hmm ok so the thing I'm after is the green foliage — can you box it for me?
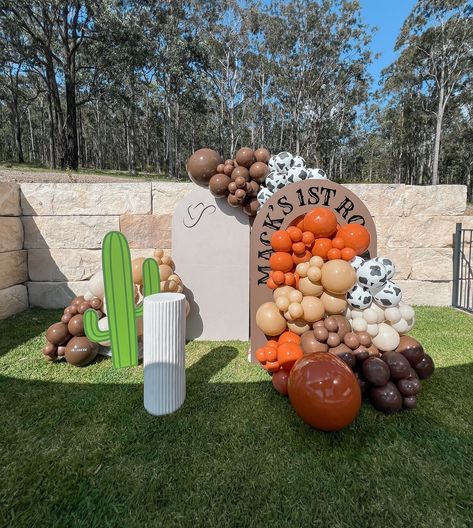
[83,232,160,369]
[1,306,473,526]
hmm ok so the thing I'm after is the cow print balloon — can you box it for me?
[265,170,287,193]
[307,168,327,180]
[373,257,396,280]
[357,259,388,291]
[257,186,273,206]
[346,283,373,310]
[287,166,309,184]
[373,280,402,307]
[272,151,293,174]
[268,155,278,172]
[350,256,365,272]
[292,155,306,168]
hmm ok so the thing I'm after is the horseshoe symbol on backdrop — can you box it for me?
[183,202,216,228]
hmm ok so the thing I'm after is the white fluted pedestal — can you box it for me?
[143,293,186,416]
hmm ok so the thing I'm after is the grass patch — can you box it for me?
[0,307,472,527]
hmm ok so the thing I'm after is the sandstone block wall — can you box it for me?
[0,183,28,319]
[0,181,467,316]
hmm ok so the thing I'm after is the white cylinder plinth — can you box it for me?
[143,293,186,416]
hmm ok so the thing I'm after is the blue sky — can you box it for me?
[360,0,417,88]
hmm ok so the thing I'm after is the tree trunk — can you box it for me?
[432,81,445,186]
[28,108,36,162]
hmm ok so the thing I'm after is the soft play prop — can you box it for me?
[288,352,362,431]
[83,231,160,368]
[143,292,186,416]
[172,186,250,340]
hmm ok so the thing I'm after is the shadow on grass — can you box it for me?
[1,341,472,526]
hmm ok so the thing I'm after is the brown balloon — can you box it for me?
[336,351,356,370]
[414,354,435,379]
[42,342,57,359]
[301,330,328,354]
[254,147,271,164]
[78,301,92,314]
[357,331,372,346]
[235,147,256,168]
[313,326,329,342]
[397,377,421,397]
[209,173,231,198]
[227,194,241,207]
[344,332,360,350]
[223,164,234,176]
[243,198,260,217]
[235,189,246,200]
[228,181,237,193]
[231,166,250,182]
[61,313,72,324]
[90,297,102,310]
[64,305,78,316]
[324,316,339,333]
[362,357,390,387]
[382,351,411,380]
[71,295,85,306]
[332,315,351,340]
[327,332,341,348]
[68,314,85,337]
[247,180,260,197]
[46,322,70,346]
[403,395,417,409]
[216,163,225,173]
[395,335,424,366]
[64,336,98,367]
[249,162,269,183]
[272,369,289,396]
[370,381,402,414]
[235,176,247,189]
[186,148,223,187]
[225,159,234,166]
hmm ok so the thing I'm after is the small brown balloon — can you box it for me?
[362,357,390,387]
[327,332,341,348]
[235,147,255,168]
[254,147,271,163]
[71,296,85,307]
[45,322,70,346]
[231,166,250,182]
[78,302,91,314]
[382,351,411,380]
[414,354,435,379]
[242,197,260,216]
[324,316,339,333]
[332,315,351,340]
[235,176,247,189]
[132,257,145,284]
[61,313,72,324]
[249,162,268,183]
[247,180,260,197]
[370,381,402,414]
[225,159,234,166]
[395,335,424,366]
[336,352,356,370]
[209,173,231,198]
[356,350,370,363]
[228,181,237,194]
[357,331,372,346]
[64,305,78,316]
[159,264,173,281]
[397,377,421,397]
[42,342,57,359]
[186,148,223,187]
[301,330,329,354]
[223,164,234,176]
[235,188,246,201]
[68,314,85,337]
[313,320,326,328]
[216,163,225,173]
[90,298,102,310]
[227,193,241,207]
[403,395,417,409]
[313,326,329,342]
[344,332,360,350]
[57,346,66,357]
[64,336,98,367]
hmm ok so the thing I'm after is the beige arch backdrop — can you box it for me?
[249,180,378,362]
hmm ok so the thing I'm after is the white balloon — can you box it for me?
[352,318,368,332]
[392,318,410,334]
[372,323,400,352]
[351,309,364,319]
[371,303,385,323]
[366,323,379,337]
[345,307,352,319]
[102,297,107,314]
[363,308,378,324]
[89,270,105,299]
[98,316,110,346]
[399,303,415,321]
[384,307,402,324]
[404,316,416,332]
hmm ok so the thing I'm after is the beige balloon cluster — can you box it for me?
[256,257,357,336]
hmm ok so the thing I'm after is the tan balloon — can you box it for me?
[132,258,145,284]
[296,262,309,278]
[287,319,311,335]
[288,290,303,303]
[256,302,287,336]
[321,291,348,314]
[309,256,324,268]
[298,277,323,297]
[154,248,164,259]
[273,286,294,301]
[301,296,325,323]
[161,255,174,269]
[321,260,357,294]
[275,296,290,312]
[307,266,322,282]
[159,264,173,281]
[288,302,304,319]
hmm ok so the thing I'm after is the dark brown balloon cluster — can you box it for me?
[186,146,271,216]
[301,317,435,414]
[42,295,103,367]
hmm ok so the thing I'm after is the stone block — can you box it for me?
[0,217,23,252]
[0,250,27,290]
[27,281,90,308]
[377,247,412,280]
[0,284,28,319]
[120,214,172,249]
[404,185,466,216]
[152,182,194,214]
[344,184,405,217]
[23,216,119,249]
[410,248,452,281]
[396,280,451,306]
[28,249,102,282]
[0,183,21,216]
[20,183,151,216]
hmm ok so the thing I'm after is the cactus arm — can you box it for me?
[102,231,139,368]
[142,258,161,297]
[83,308,110,342]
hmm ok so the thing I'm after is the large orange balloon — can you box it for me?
[288,352,361,431]
[303,208,337,238]
[269,252,294,273]
[337,223,370,255]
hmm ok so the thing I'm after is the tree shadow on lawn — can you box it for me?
[1,345,472,527]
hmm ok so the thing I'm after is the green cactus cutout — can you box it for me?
[83,231,160,368]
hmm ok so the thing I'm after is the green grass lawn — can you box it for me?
[1,307,472,527]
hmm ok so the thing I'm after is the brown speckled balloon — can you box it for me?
[235,147,255,168]
[186,148,223,187]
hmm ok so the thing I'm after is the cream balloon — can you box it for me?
[101,297,107,314]
[301,296,325,323]
[288,290,303,303]
[352,317,368,332]
[371,322,400,352]
[384,307,402,324]
[88,270,105,299]
[307,266,322,283]
[132,258,145,284]
[363,308,378,324]
[275,296,290,312]
[298,277,323,297]
[391,318,409,334]
[98,316,110,346]
[309,256,324,268]
[366,323,379,337]
[399,303,415,321]
[320,291,347,315]
[287,318,311,335]
[256,302,287,336]
[371,303,385,323]
[273,286,295,300]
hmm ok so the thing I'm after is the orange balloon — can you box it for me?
[303,208,337,238]
[267,339,278,349]
[266,277,277,289]
[327,247,342,260]
[269,252,294,272]
[341,247,356,261]
[277,342,303,371]
[288,353,362,431]
[332,237,345,249]
[312,238,333,259]
[287,226,303,242]
[272,270,285,285]
[292,250,311,264]
[295,218,304,230]
[302,231,315,246]
[292,241,306,254]
[256,348,266,363]
[278,331,301,345]
[265,360,280,373]
[265,346,277,362]
[284,272,296,286]
[337,224,370,255]
[271,230,292,252]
